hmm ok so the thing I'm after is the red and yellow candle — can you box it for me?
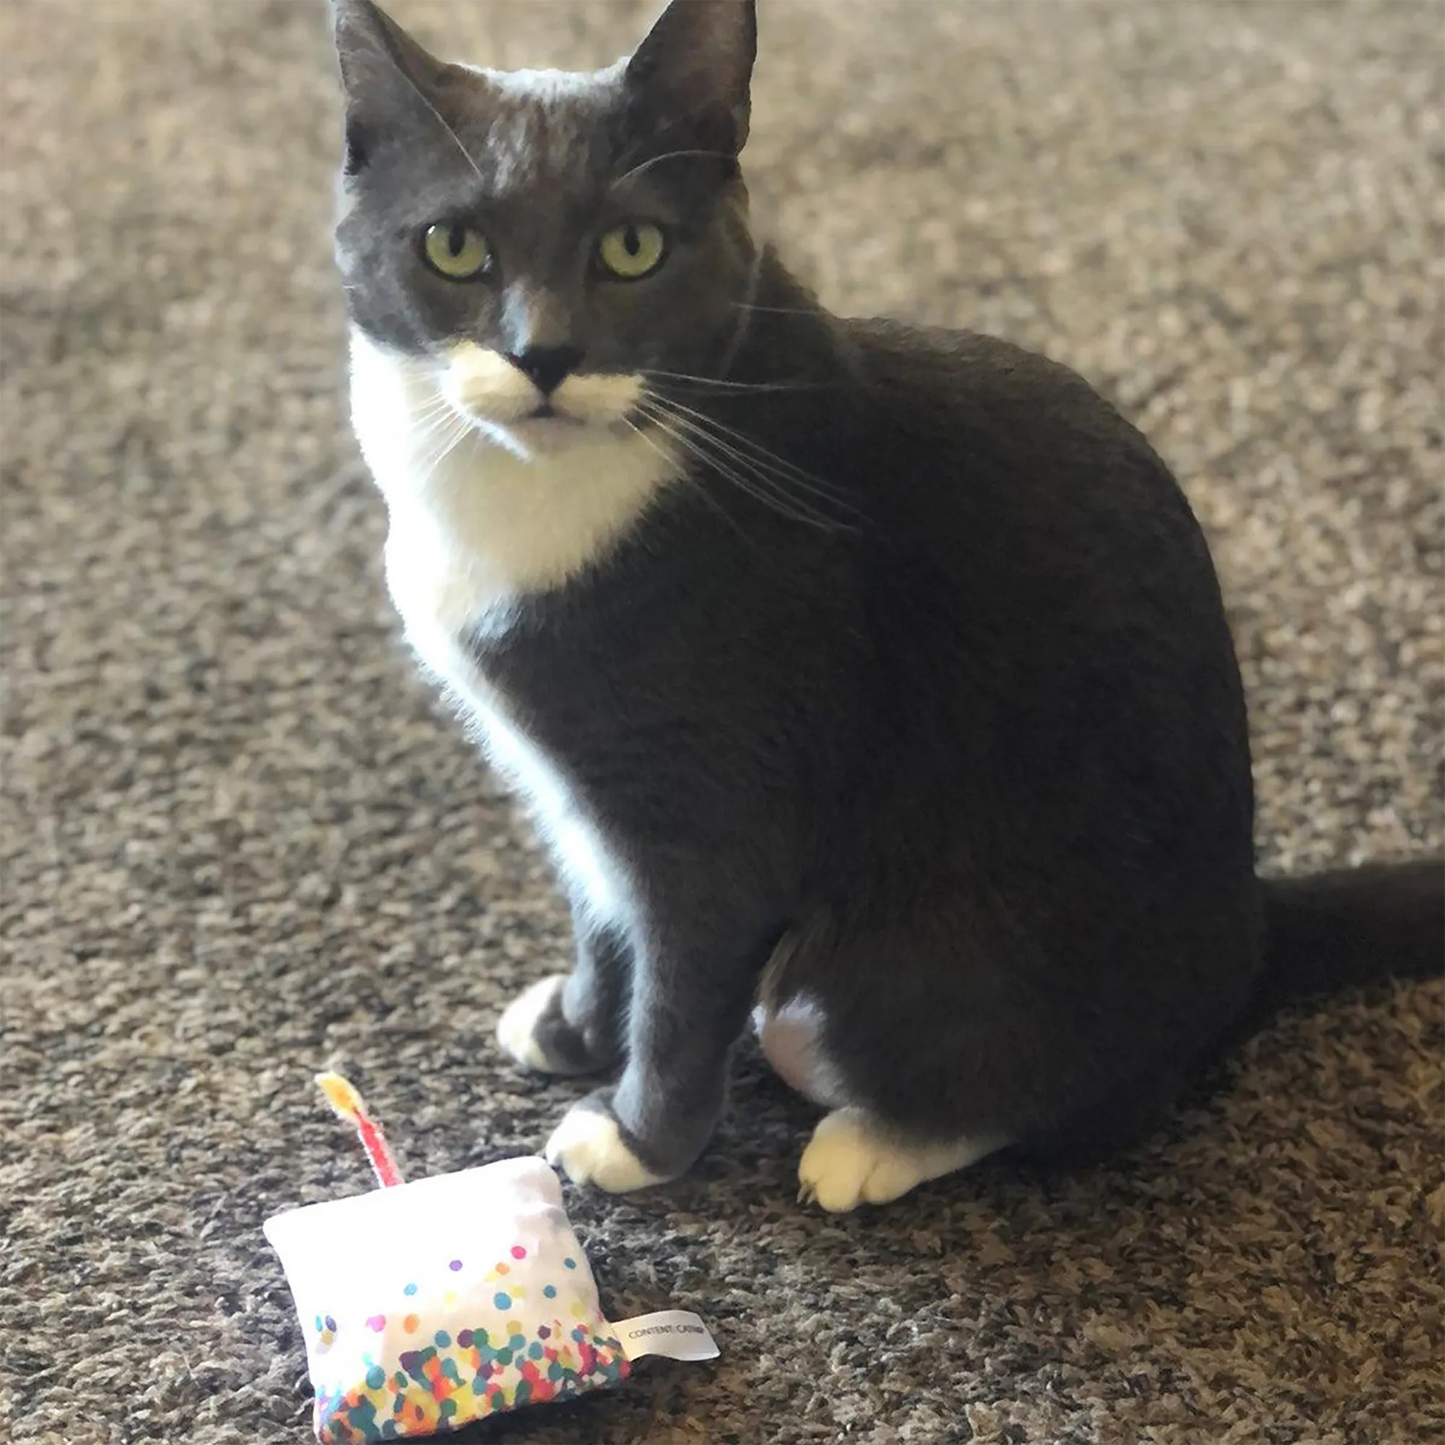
[316,1072,406,1189]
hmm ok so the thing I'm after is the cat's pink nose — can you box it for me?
[506,346,585,395]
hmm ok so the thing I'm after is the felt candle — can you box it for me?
[315,1071,406,1189]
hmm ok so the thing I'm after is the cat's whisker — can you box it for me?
[622,415,761,554]
[420,433,475,486]
[413,414,476,480]
[635,403,815,531]
[406,387,482,436]
[409,403,463,438]
[632,401,767,511]
[637,400,853,533]
[637,400,825,522]
[408,393,459,424]
[664,406,856,508]
[409,386,461,418]
[608,147,739,191]
[407,407,473,456]
[388,62,486,184]
[662,432,842,532]
[641,368,828,394]
[729,301,832,318]
[646,395,862,520]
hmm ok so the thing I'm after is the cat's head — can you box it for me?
[331,0,759,459]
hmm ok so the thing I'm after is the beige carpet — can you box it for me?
[2,2,1441,1442]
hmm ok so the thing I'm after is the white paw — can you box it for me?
[544,1105,667,1193]
[798,1108,1003,1213]
[497,975,567,1072]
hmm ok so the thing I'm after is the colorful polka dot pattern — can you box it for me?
[309,1248,629,1443]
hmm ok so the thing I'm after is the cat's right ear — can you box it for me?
[625,0,758,157]
[329,0,449,178]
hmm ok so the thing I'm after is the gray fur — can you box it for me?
[329,0,1443,1188]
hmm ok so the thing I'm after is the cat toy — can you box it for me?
[263,1073,717,1443]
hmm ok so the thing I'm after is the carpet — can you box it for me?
[2,2,1441,1442]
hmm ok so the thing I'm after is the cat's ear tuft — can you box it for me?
[625,0,758,156]
[329,0,449,177]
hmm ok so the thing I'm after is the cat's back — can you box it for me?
[843,316,1164,494]
[818,313,1250,840]
[832,315,1221,623]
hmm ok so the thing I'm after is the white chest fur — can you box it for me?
[348,328,676,929]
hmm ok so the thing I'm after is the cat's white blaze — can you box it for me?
[349,326,674,931]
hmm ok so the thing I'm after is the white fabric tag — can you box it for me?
[610,1310,719,1363]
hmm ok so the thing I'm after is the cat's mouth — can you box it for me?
[446,400,600,460]
[521,402,585,426]
[459,401,623,461]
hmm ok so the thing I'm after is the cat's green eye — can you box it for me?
[421,223,493,281]
[596,221,667,280]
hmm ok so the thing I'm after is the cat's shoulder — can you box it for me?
[844,316,1104,409]
[835,315,1162,483]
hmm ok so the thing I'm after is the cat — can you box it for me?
[329,0,1441,1212]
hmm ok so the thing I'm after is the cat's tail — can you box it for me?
[1258,859,1442,1009]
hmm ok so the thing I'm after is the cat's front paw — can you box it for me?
[544,1096,670,1193]
[497,975,611,1076]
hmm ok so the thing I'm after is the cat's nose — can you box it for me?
[506,345,585,396]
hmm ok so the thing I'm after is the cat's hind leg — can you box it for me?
[762,997,1008,1210]
[797,1107,1008,1213]
[768,908,1018,1211]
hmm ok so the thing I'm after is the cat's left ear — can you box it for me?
[330,0,451,177]
[625,0,758,156]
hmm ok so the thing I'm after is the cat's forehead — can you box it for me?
[449,61,625,195]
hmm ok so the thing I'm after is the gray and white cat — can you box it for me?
[330,0,1440,1212]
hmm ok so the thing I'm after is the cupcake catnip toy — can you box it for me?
[264,1074,718,1443]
